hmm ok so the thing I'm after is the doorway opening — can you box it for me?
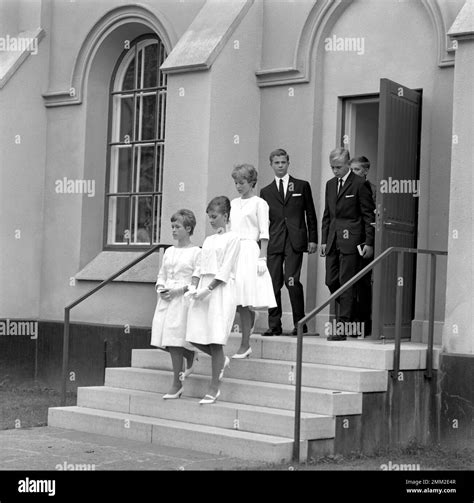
[341,96,379,190]
[336,81,422,340]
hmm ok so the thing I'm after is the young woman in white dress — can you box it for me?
[150,209,201,399]
[230,164,277,358]
[186,196,241,404]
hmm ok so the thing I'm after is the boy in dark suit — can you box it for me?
[320,148,375,340]
[260,149,318,336]
[350,156,376,336]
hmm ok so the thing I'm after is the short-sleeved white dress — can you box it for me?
[230,196,277,309]
[150,245,201,348]
[186,230,241,346]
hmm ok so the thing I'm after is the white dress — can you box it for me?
[230,196,277,309]
[150,245,201,348]
[186,231,240,346]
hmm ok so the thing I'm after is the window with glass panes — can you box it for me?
[105,36,167,247]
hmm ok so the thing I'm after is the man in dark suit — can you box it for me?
[320,148,375,340]
[260,148,318,336]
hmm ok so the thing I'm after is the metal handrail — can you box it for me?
[60,243,170,405]
[292,246,447,461]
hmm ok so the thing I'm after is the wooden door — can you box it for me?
[372,79,422,339]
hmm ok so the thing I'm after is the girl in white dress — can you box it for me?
[151,209,201,399]
[230,164,277,358]
[186,196,241,404]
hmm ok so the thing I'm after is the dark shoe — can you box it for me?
[291,325,308,336]
[263,328,282,336]
[327,335,347,341]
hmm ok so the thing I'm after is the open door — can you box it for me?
[372,78,422,339]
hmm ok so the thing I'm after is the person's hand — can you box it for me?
[308,242,318,254]
[257,258,268,275]
[194,288,211,300]
[184,285,197,298]
[160,288,182,301]
[320,244,327,257]
[159,288,170,300]
[362,245,373,259]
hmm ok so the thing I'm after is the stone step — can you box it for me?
[48,406,304,463]
[77,385,335,440]
[132,349,388,392]
[224,333,440,370]
[104,367,362,416]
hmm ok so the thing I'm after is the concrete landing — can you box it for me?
[0,426,262,471]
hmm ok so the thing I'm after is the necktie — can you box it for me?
[337,178,343,195]
[279,179,285,199]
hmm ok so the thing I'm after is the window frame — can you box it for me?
[103,33,167,251]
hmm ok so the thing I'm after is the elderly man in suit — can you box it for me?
[260,148,318,336]
[320,147,375,340]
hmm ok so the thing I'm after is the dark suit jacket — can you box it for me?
[260,176,318,254]
[321,171,375,255]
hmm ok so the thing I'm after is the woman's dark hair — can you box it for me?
[206,196,231,217]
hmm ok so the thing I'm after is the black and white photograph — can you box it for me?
[0,0,472,495]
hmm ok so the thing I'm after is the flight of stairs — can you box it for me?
[48,334,437,463]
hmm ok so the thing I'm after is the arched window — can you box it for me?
[105,35,167,247]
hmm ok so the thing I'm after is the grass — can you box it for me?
[0,378,76,431]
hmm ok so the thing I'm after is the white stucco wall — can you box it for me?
[443,34,474,355]
[0,0,465,341]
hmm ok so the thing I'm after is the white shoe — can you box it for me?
[163,387,183,400]
[199,390,220,404]
[231,347,252,359]
[219,356,230,381]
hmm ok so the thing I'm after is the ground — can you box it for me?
[0,378,76,431]
[0,379,472,471]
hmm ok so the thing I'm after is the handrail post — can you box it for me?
[61,308,70,406]
[392,251,404,380]
[425,253,437,379]
[292,322,304,462]
[59,244,168,407]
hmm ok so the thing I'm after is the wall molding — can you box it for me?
[421,0,455,67]
[256,0,455,87]
[256,0,350,87]
[42,4,177,107]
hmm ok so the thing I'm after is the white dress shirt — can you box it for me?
[338,170,351,192]
[274,173,290,198]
